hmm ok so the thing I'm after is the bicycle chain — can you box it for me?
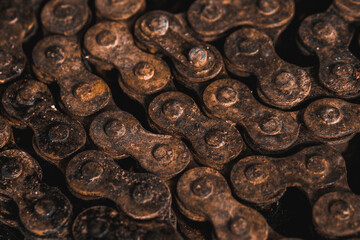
[230,145,360,238]
[32,35,112,117]
[0,149,72,239]
[187,0,295,42]
[41,0,91,37]
[94,0,145,22]
[1,1,360,239]
[66,150,172,220]
[176,167,305,240]
[84,20,173,105]
[0,0,36,84]
[89,109,191,178]
[72,206,182,240]
[134,10,224,94]
[1,79,86,168]
[203,78,360,153]
[148,91,244,168]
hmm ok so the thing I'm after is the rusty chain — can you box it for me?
[1,0,360,239]
[0,0,36,84]
[186,0,295,41]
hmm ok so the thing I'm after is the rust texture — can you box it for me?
[72,206,183,240]
[187,0,295,41]
[298,11,360,99]
[176,167,270,240]
[1,79,86,165]
[89,110,191,178]
[32,35,111,117]
[134,10,224,93]
[0,149,72,239]
[203,78,300,152]
[1,0,360,239]
[41,0,91,36]
[66,150,172,220]
[148,91,244,168]
[0,0,36,84]
[94,0,145,22]
[84,21,173,105]
[230,145,347,205]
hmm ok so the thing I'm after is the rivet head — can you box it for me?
[53,3,76,20]
[73,83,95,101]
[312,21,336,39]
[237,39,259,56]
[200,3,223,21]
[191,177,213,198]
[319,106,342,125]
[45,46,65,64]
[16,87,36,106]
[162,100,184,119]
[104,120,126,138]
[229,217,249,236]
[81,161,104,181]
[245,164,269,183]
[259,116,282,135]
[132,184,154,204]
[328,200,352,220]
[306,156,326,173]
[0,50,12,67]
[89,218,110,238]
[257,0,279,14]
[188,47,208,67]
[134,62,155,80]
[216,87,238,106]
[205,130,226,148]
[48,124,70,143]
[274,72,296,91]
[331,62,354,78]
[146,15,169,36]
[1,161,23,179]
[34,198,55,217]
[96,30,116,46]
[152,144,174,163]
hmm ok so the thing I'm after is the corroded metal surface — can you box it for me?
[41,0,91,36]
[187,0,295,41]
[32,35,111,116]
[148,91,243,167]
[0,149,72,239]
[89,110,191,178]
[72,206,182,240]
[2,79,86,166]
[1,0,360,239]
[66,150,171,220]
[84,21,173,105]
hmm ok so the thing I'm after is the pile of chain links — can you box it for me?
[0,0,360,239]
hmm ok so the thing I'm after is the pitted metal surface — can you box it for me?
[148,91,244,168]
[134,10,224,93]
[187,0,295,41]
[0,149,72,239]
[66,150,172,220]
[41,0,91,36]
[84,21,173,105]
[1,1,360,239]
[89,110,191,178]
[32,35,112,117]
[1,79,86,166]
[72,206,183,240]
[0,0,36,84]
